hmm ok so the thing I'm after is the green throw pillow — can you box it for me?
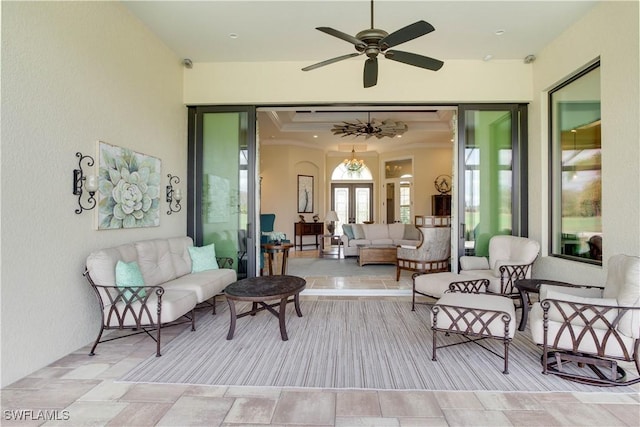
[188,243,219,273]
[115,260,146,302]
[342,224,355,239]
[352,224,366,239]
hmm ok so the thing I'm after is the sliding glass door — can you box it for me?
[456,104,528,260]
[187,106,257,278]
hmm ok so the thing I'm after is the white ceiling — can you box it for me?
[123,0,599,154]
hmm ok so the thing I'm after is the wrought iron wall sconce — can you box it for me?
[166,174,182,215]
[73,152,98,214]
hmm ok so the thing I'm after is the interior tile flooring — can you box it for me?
[3,250,639,426]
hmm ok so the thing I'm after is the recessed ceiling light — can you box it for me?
[483,54,493,61]
[313,135,318,138]
[495,29,506,36]
[396,135,402,138]
[229,33,239,39]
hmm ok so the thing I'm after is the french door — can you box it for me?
[187,106,258,278]
[331,183,373,233]
[456,104,528,261]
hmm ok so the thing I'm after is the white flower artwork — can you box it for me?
[97,141,161,229]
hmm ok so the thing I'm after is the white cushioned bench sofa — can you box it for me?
[84,236,237,356]
[340,223,422,257]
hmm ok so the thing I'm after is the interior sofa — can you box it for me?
[341,223,422,257]
[84,236,237,356]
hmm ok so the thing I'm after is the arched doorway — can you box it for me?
[330,163,373,236]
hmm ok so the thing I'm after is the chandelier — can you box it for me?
[332,113,408,139]
[343,147,365,172]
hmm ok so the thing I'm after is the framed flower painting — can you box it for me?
[97,141,161,229]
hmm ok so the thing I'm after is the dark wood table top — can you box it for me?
[261,243,294,251]
[514,278,574,293]
[225,275,306,300]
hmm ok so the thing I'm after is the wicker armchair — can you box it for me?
[396,216,451,281]
[530,254,640,386]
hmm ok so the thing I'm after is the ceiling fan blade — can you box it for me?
[302,53,361,71]
[379,21,435,50]
[363,57,378,88]
[316,27,367,49]
[384,50,444,71]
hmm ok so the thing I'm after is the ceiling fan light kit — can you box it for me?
[302,0,444,88]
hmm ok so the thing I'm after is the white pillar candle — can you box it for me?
[85,175,98,192]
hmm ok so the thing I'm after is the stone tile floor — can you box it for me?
[2,257,639,426]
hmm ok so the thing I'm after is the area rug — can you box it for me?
[287,257,396,278]
[121,300,638,393]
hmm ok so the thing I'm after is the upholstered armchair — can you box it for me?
[260,214,288,245]
[459,235,540,298]
[396,216,451,281]
[530,254,640,386]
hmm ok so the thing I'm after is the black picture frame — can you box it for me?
[297,175,314,213]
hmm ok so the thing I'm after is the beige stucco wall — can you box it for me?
[1,2,185,386]
[185,60,532,105]
[528,0,640,284]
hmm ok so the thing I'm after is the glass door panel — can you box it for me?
[354,187,371,223]
[333,186,349,235]
[188,106,256,278]
[457,105,526,260]
[331,183,373,232]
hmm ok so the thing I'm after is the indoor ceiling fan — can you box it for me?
[302,0,444,88]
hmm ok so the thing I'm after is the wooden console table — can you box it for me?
[294,222,323,250]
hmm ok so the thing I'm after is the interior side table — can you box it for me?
[261,243,294,275]
[319,234,342,258]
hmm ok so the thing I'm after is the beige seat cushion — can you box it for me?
[414,272,462,299]
[163,269,236,303]
[103,288,197,327]
[435,293,516,338]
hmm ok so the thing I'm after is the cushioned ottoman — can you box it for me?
[432,292,516,374]
[412,272,488,310]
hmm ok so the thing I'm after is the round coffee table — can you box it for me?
[224,275,306,341]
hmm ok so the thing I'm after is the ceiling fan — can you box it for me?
[302,0,444,88]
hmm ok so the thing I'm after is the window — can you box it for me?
[549,61,602,264]
[331,163,372,180]
[399,182,411,224]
